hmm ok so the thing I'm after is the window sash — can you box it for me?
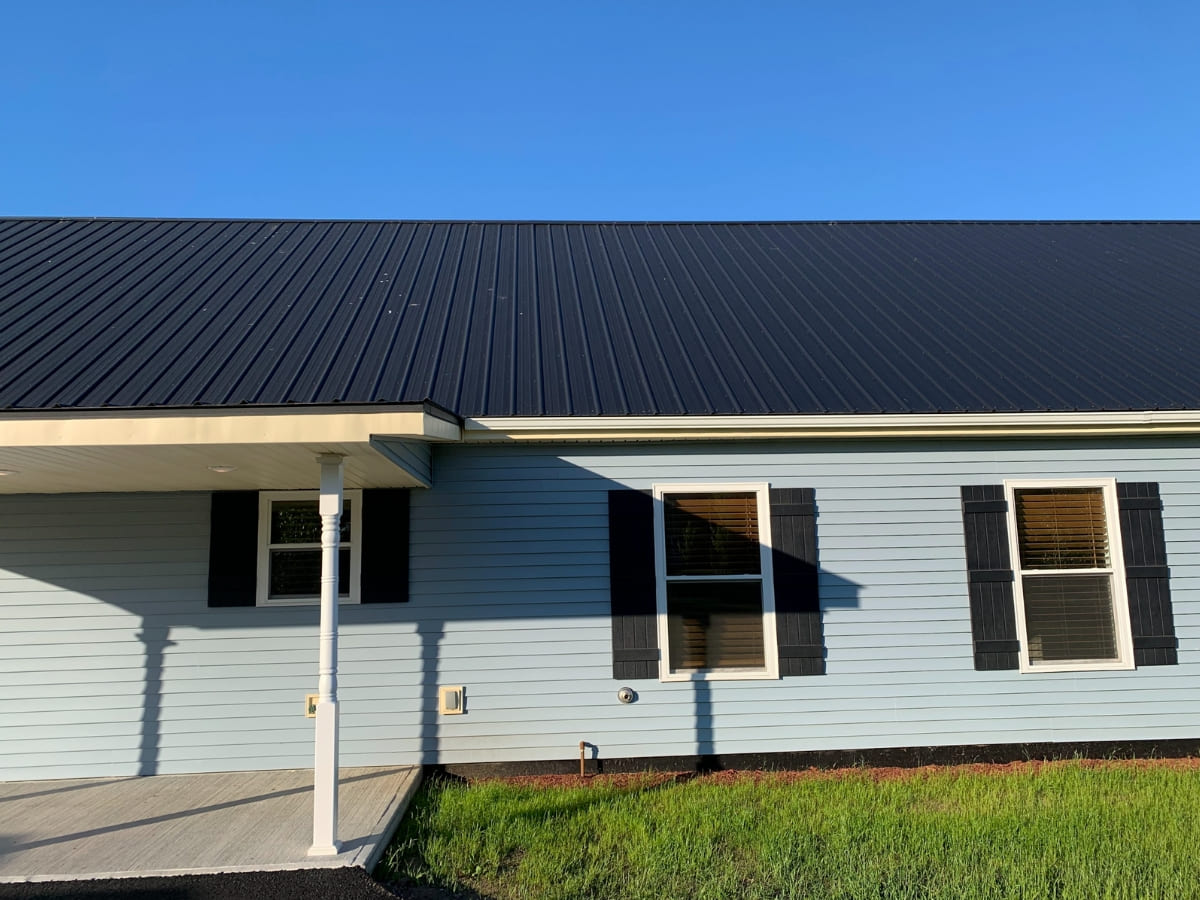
[257,490,362,606]
[1020,572,1119,664]
[269,546,352,599]
[653,483,778,681]
[666,580,766,671]
[1004,479,1132,673]
[1014,487,1110,569]
[269,498,353,545]
[664,491,761,576]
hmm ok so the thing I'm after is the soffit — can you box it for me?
[0,442,423,494]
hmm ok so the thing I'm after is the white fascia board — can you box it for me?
[463,410,1200,442]
[0,405,462,448]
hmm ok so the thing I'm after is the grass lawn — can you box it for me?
[375,759,1200,900]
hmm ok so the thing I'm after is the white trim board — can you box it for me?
[464,410,1200,442]
[1003,478,1135,674]
[0,405,462,447]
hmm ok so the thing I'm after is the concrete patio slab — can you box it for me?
[0,766,421,883]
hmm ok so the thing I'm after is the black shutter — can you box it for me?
[1117,482,1177,666]
[361,489,410,603]
[960,485,1020,670]
[207,492,259,607]
[770,487,825,676]
[609,490,659,679]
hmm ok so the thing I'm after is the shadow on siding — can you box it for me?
[689,570,861,758]
[2,450,868,778]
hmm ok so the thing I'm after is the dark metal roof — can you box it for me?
[2,218,1199,417]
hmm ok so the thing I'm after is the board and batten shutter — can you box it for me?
[1117,482,1177,666]
[960,485,1021,670]
[609,490,659,679]
[770,487,825,676]
[360,489,410,603]
[207,491,259,607]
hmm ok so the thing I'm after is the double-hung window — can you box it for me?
[653,483,778,680]
[256,490,363,605]
[1005,479,1133,672]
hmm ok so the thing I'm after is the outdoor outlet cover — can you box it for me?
[439,685,465,715]
[305,694,318,718]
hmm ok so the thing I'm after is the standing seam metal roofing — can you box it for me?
[2,218,1199,417]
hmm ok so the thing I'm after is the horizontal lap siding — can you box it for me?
[6,436,1200,780]
[371,438,432,486]
[0,493,425,780]
[407,439,1200,766]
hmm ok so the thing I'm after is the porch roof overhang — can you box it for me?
[0,402,460,493]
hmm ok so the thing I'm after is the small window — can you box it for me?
[1006,480,1133,672]
[654,484,778,680]
[257,491,362,605]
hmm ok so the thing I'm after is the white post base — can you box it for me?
[308,696,341,855]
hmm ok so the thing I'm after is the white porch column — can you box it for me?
[309,454,344,856]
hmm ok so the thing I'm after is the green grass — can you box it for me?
[375,761,1200,900]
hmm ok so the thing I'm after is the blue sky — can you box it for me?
[2,1,1196,219]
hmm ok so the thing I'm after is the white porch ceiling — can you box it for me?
[0,442,425,494]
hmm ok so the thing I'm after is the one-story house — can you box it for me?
[3,218,1199,848]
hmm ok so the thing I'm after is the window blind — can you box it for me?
[666,582,766,670]
[1022,574,1118,662]
[665,492,760,576]
[1015,488,1109,569]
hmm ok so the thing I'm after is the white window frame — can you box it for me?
[1004,478,1134,673]
[256,490,363,607]
[652,482,779,682]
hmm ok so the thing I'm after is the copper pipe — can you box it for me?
[579,741,586,777]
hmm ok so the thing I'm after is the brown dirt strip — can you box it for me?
[469,755,1200,790]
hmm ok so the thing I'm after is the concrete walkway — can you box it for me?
[0,766,421,883]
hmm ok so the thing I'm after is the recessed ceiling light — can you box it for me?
[207,465,237,474]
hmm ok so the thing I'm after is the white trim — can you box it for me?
[464,410,1200,442]
[1003,478,1135,674]
[7,406,1200,448]
[652,482,779,682]
[256,490,363,606]
[0,405,461,447]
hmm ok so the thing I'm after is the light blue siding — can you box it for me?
[370,438,432,487]
[4,437,1200,780]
